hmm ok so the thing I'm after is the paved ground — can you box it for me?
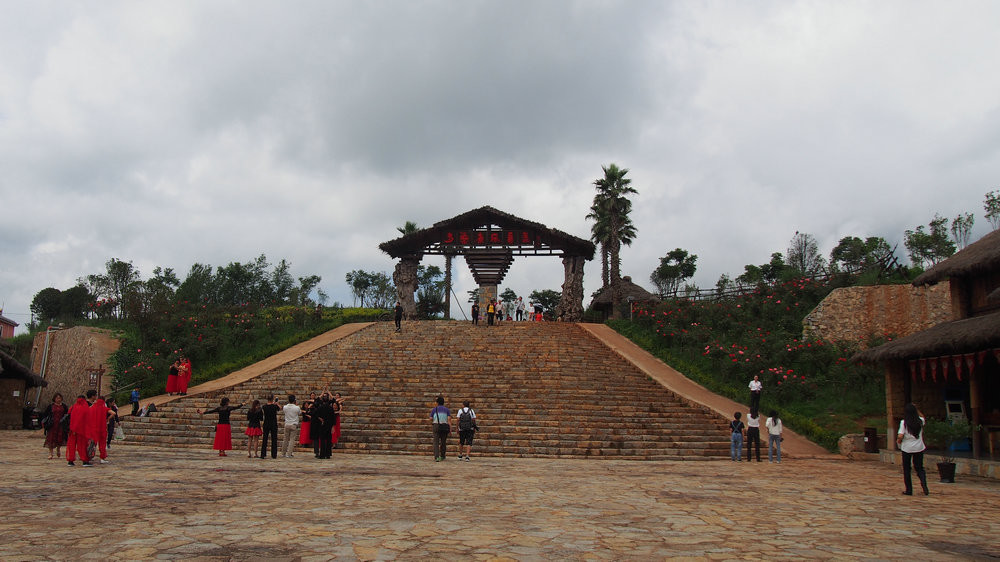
[3,431,1000,561]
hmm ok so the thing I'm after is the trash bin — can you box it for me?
[863,427,878,453]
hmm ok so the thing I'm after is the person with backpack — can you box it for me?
[455,401,478,462]
[729,411,745,462]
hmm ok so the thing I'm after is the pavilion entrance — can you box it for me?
[379,206,595,321]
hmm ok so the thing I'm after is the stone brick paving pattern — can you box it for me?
[3,430,999,561]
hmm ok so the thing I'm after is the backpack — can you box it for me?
[458,408,475,431]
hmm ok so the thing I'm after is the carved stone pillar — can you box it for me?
[556,255,586,322]
[393,254,421,318]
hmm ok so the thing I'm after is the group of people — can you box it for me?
[470,296,544,326]
[728,374,783,462]
[165,357,193,396]
[729,409,783,463]
[41,389,119,466]
[199,391,345,459]
[429,396,478,461]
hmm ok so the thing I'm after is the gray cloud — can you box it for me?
[2,1,999,330]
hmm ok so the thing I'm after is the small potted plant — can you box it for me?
[922,417,974,483]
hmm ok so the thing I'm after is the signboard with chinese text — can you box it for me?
[441,230,541,247]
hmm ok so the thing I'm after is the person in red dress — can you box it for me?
[42,393,68,459]
[199,397,245,456]
[166,360,180,395]
[299,393,316,448]
[177,357,192,395]
[66,395,91,466]
[87,395,113,464]
[331,392,345,448]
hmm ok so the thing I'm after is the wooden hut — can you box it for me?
[854,229,1000,459]
[0,350,47,428]
[590,276,659,320]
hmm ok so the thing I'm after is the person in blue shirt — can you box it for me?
[430,395,451,461]
[130,388,141,416]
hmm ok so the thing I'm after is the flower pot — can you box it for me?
[936,461,956,483]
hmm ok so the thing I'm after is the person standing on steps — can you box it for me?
[313,393,335,459]
[282,395,301,458]
[471,302,480,325]
[729,412,744,461]
[897,403,929,496]
[394,301,404,332]
[748,375,762,413]
[516,297,525,321]
[261,394,280,459]
[745,409,761,462]
[129,387,141,416]
[430,395,451,461]
[486,301,495,326]
[455,400,477,461]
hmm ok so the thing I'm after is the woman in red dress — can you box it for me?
[331,392,344,447]
[176,357,192,395]
[299,393,316,447]
[166,360,180,395]
[42,393,68,459]
[199,397,245,456]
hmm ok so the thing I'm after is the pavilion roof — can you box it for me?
[379,206,596,260]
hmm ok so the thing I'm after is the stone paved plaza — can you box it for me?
[2,430,999,561]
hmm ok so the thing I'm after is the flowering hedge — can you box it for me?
[611,277,886,449]
[109,305,384,400]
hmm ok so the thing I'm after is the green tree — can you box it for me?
[786,232,827,277]
[499,288,518,305]
[650,248,698,297]
[587,163,638,318]
[415,265,445,318]
[177,263,214,304]
[829,236,897,277]
[271,259,295,304]
[950,212,974,249]
[985,190,1000,231]
[346,270,373,307]
[904,214,956,268]
[86,258,141,319]
[296,275,322,307]
[30,288,62,324]
[59,284,93,320]
[528,289,561,319]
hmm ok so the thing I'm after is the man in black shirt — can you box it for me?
[261,394,280,459]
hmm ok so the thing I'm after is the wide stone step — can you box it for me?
[123,322,734,459]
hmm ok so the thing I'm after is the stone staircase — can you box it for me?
[122,321,732,459]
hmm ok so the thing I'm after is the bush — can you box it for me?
[609,276,885,451]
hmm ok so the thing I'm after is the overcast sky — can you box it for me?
[2,1,999,332]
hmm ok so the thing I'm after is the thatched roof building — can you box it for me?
[852,229,1000,462]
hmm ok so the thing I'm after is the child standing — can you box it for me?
[199,397,245,457]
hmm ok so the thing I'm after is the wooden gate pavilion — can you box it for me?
[379,206,596,321]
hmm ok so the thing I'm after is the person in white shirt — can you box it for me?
[455,401,477,461]
[748,375,762,412]
[745,410,762,462]
[896,403,929,496]
[282,395,302,458]
[765,411,782,463]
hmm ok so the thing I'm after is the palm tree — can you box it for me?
[587,164,638,318]
[397,221,420,236]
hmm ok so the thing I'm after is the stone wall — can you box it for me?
[803,284,952,346]
[30,327,121,405]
